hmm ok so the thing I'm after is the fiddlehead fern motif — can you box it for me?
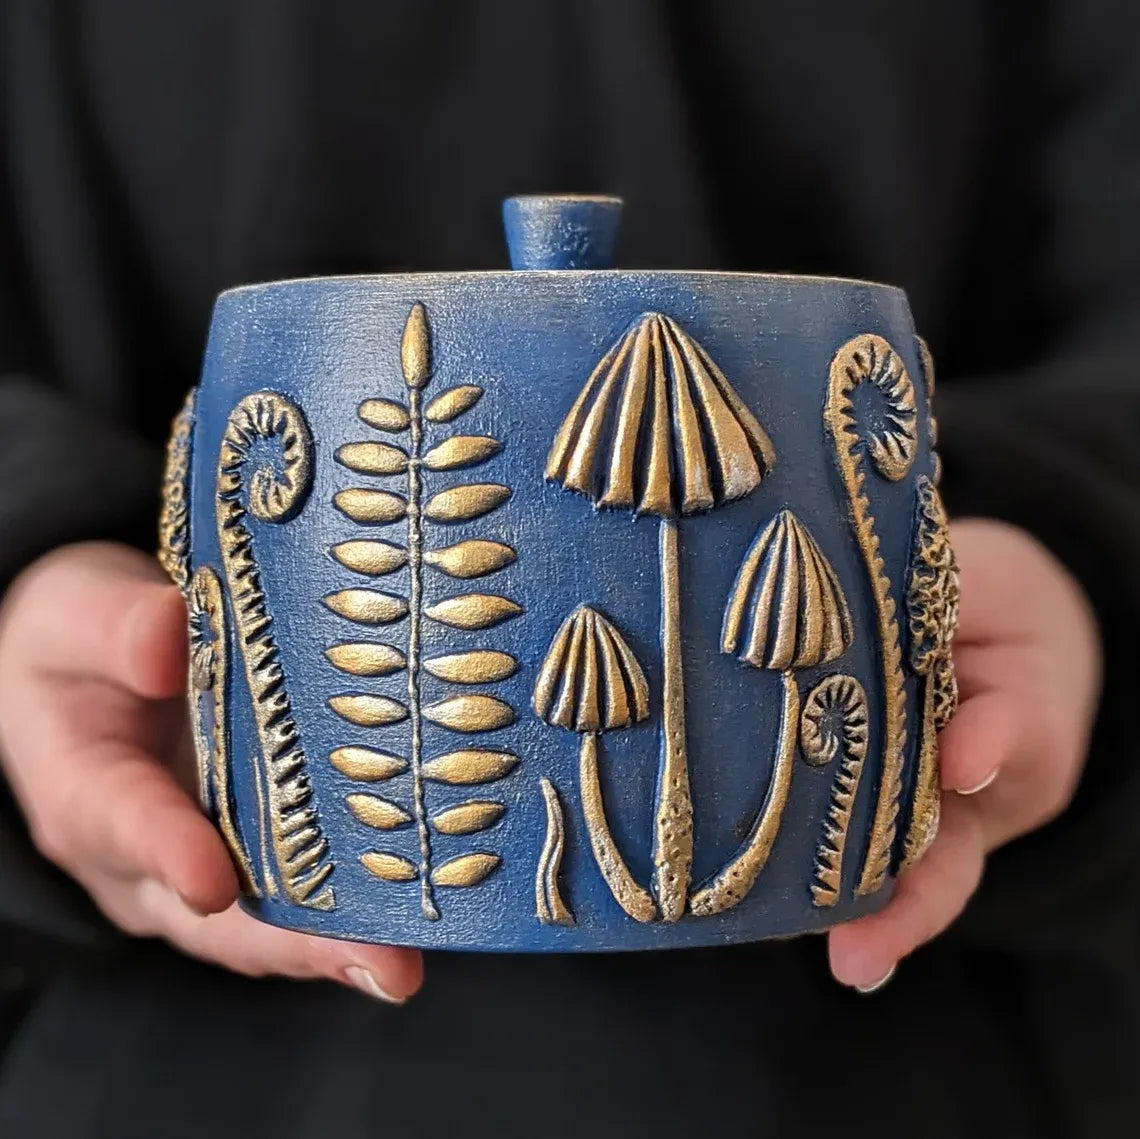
[187,565,258,895]
[823,334,917,896]
[158,389,195,591]
[216,391,335,910]
[801,673,869,906]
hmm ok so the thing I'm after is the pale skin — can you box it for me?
[0,519,1100,1000]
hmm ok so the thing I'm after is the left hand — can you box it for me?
[827,518,1102,990]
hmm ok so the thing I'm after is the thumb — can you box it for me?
[14,542,187,699]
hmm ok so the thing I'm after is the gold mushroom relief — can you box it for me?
[689,510,855,917]
[545,311,775,921]
[823,333,917,897]
[900,475,960,869]
[535,606,657,923]
[326,302,519,920]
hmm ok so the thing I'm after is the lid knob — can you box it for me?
[502,194,622,271]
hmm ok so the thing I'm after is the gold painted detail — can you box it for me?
[691,511,854,916]
[158,389,195,591]
[900,475,960,869]
[187,565,258,894]
[216,391,334,910]
[536,778,575,926]
[546,312,775,922]
[328,303,519,920]
[800,674,869,906]
[536,606,657,923]
[824,334,914,897]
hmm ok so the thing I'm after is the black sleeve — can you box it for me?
[936,2,1140,966]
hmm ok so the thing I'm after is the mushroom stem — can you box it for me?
[688,669,798,916]
[579,732,657,923]
[900,674,940,870]
[652,516,693,922]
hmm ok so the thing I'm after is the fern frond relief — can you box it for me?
[327,303,520,921]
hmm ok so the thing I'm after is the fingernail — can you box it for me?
[343,965,405,1005]
[853,963,897,995]
[958,768,999,796]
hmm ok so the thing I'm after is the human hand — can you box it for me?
[828,518,1101,991]
[0,542,422,1004]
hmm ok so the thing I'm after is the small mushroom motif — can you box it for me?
[534,606,657,923]
[689,510,854,917]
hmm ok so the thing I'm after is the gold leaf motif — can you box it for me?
[423,483,510,524]
[334,488,408,525]
[361,851,418,882]
[430,852,501,888]
[422,750,519,784]
[325,642,407,676]
[330,540,408,576]
[423,539,516,579]
[336,442,409,476]
[358,399,410,433]
[423,435,503,471]
[323,589,409,625]
[346,793,413,830]
[423,650,518,684]
[425,384,483,423]
[329,747,408,781]
[430,800,506,836]
[328,694,409,727]
[424,593,523,629]
[401,302,431,389]
[423,694,516,732]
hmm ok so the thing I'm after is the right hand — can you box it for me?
[0,541,422,1004]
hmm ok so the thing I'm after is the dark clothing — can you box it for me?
[1,1,1138,1135]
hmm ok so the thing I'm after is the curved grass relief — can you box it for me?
[216,391,334,910]
[823,334,917,897]
[800,674,870,906]
[546,312,775,921]
[332,303,520,920]
[690,511,854,917]
[187,565,258,895]
[900,475,960,870]
[535,606,657,924]
[536,778,575,926]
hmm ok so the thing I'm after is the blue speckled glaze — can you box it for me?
[185,203,936,952]
[502,194,623,270]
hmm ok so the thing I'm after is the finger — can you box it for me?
[937,686,1022,794]
[128,882,423,1002]
[41,738,236,914]
[827,795,984,988]
[16,544,186,699]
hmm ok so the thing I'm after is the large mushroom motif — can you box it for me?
[689,510,854,916]
[534,606,657,923]
[545,312,775,921]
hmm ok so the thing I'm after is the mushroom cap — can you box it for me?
[545,312,775,518]
[722,510,854,671]
[534,606,650,734]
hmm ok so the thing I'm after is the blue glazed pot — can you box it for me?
[159,196,959,951]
